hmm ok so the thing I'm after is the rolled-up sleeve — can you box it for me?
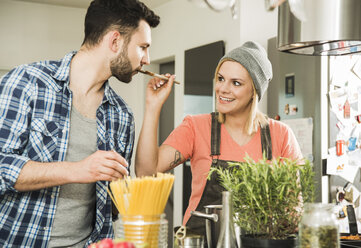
[0,66,32,195]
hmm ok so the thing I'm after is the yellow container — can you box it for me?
[118,214,168,248]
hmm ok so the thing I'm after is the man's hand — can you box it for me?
[73,150,129,183]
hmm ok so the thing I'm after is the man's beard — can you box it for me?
[110,49,134,83]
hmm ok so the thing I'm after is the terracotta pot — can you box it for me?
[240,235,297,248]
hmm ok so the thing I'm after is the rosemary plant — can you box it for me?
[209,155,315,240]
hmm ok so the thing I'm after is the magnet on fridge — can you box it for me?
[337,121,346,130]
[289,105,298,115]
[336,140,345,156]
[348,137,357,151]
[284,104,289,115]
[356,115,361,123]
[344,99,350,119]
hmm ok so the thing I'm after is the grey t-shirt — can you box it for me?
[49,106,97,248]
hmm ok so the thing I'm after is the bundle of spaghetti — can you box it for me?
[109,172,175,216]
[108,173,174,247]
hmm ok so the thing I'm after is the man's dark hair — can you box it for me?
[82,0,160,47]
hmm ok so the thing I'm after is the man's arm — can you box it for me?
[14,150,129,192]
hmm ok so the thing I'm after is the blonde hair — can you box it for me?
[215,59,269,135]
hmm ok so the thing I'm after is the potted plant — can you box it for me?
[210,155,315,248]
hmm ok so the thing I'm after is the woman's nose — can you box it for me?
[218,81,231,93]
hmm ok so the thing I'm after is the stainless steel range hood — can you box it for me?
[277,0,361,56]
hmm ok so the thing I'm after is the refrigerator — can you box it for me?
[267,37,361,233]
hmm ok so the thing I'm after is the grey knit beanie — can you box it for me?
[218,41,272,101]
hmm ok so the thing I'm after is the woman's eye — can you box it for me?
[217,76,224,82]
[233,81,241,86]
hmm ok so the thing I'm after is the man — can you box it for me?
[0,0,160,247]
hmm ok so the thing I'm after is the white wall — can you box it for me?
[0,0,85,69]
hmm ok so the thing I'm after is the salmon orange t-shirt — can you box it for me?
[162,114,303,225]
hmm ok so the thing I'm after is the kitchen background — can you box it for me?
[1,0,361,244]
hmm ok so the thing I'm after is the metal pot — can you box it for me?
[190,205,222,248]
[176,234,205,248]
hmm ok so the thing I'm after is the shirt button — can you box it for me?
[99,141,103,146]
[97,112,102,118]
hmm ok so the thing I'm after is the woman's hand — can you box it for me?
[145,74,175,110]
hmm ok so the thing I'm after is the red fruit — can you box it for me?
[98,238,114,248]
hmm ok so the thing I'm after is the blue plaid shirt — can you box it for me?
[0,52,135,247]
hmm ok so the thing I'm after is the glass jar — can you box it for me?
[299,203,340,248]
[117,214,168,248]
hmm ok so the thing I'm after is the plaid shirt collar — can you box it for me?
[50,51,73,83]
[49,51,117,106]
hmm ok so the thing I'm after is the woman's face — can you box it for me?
[215,60,254,116]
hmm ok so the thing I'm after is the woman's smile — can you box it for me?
[219,96,235,103]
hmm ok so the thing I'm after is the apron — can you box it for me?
[186,112,272,240]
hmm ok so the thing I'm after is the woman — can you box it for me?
[135,41,302,235]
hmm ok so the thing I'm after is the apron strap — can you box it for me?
[210,112,221,156]
[261,123,273,160]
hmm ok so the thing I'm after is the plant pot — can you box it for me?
[240,235,297,248]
